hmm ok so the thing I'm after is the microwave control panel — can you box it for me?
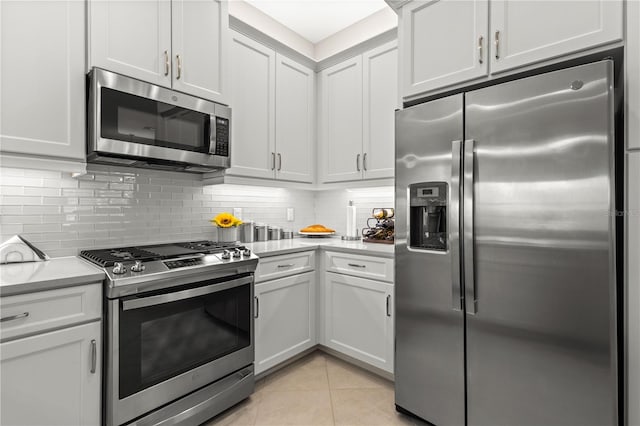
[213,117,230,157]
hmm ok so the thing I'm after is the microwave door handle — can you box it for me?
[122,275,253,311]
[209,115,217,154]
[450,140,463,311]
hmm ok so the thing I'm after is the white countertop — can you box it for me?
[245,237,394,258]
[0,257,105,297]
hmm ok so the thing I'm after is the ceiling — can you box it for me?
[243,0,389,43]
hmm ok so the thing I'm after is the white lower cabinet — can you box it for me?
[254,271,316,374]
[323,272,394,373]
[0,321,101,426]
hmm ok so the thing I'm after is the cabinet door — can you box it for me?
[255,272,316,374]
[0,321,101,426]
[490,0,623,74]
[628,0,640,150]
[171,0,228,103]
[275,54,315,183]
[401,0,488,98]
[324,272,393,373]
[363,41,398,180]
[88,0,171,86]
[226,31,276,179]
[319,56,364,183]
[0,0,85,160]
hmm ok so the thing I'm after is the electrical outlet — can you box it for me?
[233,208,243,219]
[286,207,294,221]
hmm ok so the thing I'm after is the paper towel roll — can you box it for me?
[346,201,357,238]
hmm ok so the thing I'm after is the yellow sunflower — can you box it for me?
[211,212,243,228]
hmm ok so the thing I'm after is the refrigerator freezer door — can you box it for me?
[465,61,617,426]
[395,95,465,426]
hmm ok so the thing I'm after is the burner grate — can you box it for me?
[80,247,160,267]
[175,241,238,253]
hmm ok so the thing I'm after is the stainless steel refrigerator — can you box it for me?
[394,60,619,426]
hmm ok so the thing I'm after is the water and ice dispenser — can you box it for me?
[409,182,448,251]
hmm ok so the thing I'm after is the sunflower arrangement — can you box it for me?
[210,212,243,228]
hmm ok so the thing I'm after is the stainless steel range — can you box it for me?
[80,241,258,426]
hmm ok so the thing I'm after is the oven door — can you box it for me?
[88,68,230,170]
[107,274,253,426]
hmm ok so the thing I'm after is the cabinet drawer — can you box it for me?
[325,251,393,283]
[0,283,102,341]
[255,251,315,283]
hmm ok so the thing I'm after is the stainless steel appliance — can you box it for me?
[88,68,231,172]
[80,241,258,426]
[395,60,620,426]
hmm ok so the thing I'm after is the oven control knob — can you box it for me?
[130,260,145,273]
[221,250,231,260]
[232,249,241,259]
[242,248,251,257]
[112,262,127,275]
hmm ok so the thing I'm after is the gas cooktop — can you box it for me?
[80,241,259,297]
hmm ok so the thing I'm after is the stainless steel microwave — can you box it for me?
[87,68,230,173]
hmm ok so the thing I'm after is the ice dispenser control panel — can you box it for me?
[409,182,448,252]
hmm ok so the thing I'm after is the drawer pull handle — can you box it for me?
[90,340,97,374]
[254,296,259,318]
[277,264,295,268]
[347,263,366,268]
[0,312,29,322]
[386,294,391,317]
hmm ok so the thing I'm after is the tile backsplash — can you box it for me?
[0,165,314,258]
[0,165,393,258]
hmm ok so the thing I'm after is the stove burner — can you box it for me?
[80,247,160,267]
[80,241,243,267]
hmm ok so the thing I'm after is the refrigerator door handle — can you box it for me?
[463,139,477,314]
[450,140,463,311]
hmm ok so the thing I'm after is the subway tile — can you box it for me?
[79,181,110,189]
[43,197,78,205]
[1,196,42,205]
[0,186,25,196]
[44,178,78,188]
[62,188,95,197]
[110,182,134,191]
[23,223,62,233]
[1,215,42,224]
[25,187,60,196]
[1,176,44,187]
[0,206,22,215]
[24,169,62,179]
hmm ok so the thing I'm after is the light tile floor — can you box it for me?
[205,351,427,426]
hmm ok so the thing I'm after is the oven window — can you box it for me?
[101,87,210,153]
[118,281,250,399]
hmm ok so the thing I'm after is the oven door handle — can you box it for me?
[121,275,253,311]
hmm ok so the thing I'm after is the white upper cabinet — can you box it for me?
[399,0,623,98]
[89,0,172,87]
[319,42,398,183]
[275,54,315,183]
[319,56,364,183]
[226,31,315,184]
[228,31,276,179]
[89,0,228,102]
[490,0,623,74]
[401,0,489,97]
[0,0,86,161]
[363,41,399,180]
[171,0,228,103]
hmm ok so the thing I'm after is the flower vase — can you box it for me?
[217,227,238,243]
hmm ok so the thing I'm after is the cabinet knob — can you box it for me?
[494,31,501,60]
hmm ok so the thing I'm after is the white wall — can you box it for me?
[314,7,397,61]
[228,0,315,59]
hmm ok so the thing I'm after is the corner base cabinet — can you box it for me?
[255,271,316,374]
[0,321,101,426]
[323,272,394,373]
